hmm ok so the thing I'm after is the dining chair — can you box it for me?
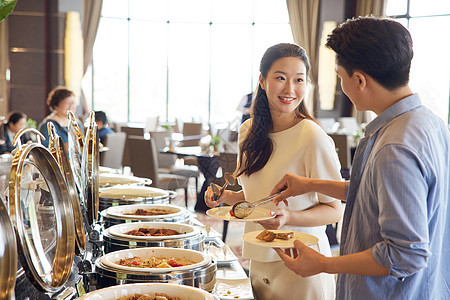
[100,132,126,170]
[127,135,189,205]
[120,126,144,168]
[150,130,200,207]
[181,122,203,147]
[144,116,159,133]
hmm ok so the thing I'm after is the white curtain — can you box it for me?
[286,0,320,115]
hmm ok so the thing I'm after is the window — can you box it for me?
[387,0,450,124]
[84,0,293,123]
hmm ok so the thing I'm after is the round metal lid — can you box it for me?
[67,110,84,195]
[9,128,76,293]
[99,185,170,201]
[0,195,17,299]
[47,122,86,254]
[82,112,100,225]
[99,173,152,188]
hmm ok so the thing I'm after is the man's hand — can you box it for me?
[255,208,290,230]
[274,240,327,277]
[270,173,313,206]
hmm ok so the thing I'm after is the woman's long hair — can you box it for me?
[235,43,316,177]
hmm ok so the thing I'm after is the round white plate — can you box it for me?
[78,282,217,300]
[100,247,210,274]
[242,230,318,249]
[107,221,199,240]
[206,206,275,222]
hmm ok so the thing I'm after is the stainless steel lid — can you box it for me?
[67,110,84,194]
[82,112,100,225]
[0,195,17,299]
[99,173,152,188]
[9,128,76,293]
[47,122,86,254]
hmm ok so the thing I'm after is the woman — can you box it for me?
[38,86,81,150]
[205,43,343,299]
[0,111,31,154]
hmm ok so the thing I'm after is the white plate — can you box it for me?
[213,278,254,300]
[206,206,275,222]
[99,185,167,200]
[107,221,199,240]
[206,244,238,263]
[106,204,184,220]
[100,247,210,274]
[79,282,217,300]
[99,173,151,187]
[242,230,318,249]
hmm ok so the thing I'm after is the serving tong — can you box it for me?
[210,172,236,201]
[231,192,282,219]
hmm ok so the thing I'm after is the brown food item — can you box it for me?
[275,232,294,240]
[126,208,173,216]
[118,293,181,300]
[125,228,181,237]
[255,230,276,242]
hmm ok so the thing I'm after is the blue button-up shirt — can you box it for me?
[337,94,450,299]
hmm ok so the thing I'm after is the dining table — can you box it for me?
[160,146,220,212]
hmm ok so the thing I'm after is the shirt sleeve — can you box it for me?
[370,144,430,278]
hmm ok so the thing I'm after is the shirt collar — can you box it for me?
[364,93,422,137]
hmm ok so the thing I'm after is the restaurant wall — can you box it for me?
[7,0,82,124]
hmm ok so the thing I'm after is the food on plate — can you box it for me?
[255,230,294,242]
[117,256,192,268]
[255,230,276,242]
[118,294,181,300]
[229,209,235,217]
[125,208,174,216]
[125,228,182,237]
[275,232,294,240]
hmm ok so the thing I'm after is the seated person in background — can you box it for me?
[94,111,114,144]
[0,111,31,154]
[38,86,82,151]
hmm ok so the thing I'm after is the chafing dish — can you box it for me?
[9,128,76,293]
[100,204,191,228]
[99,173,152,188]
[103,222,204,253]
[79,282,218,299]
[94,247,216,291]
[0,195,17,299]
[98,185,174,212]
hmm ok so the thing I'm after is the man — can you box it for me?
[94,110,114,144]
[271,16,450,299]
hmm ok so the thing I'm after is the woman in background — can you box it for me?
[205,43,343,299]
[0,111,31,154]
[38,86,82,151]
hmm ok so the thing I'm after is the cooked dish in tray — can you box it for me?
[125,228,182,237]
[124,208,175,216]
[255,230,294,242]
[117,256,192,268]
[118,294,180,300]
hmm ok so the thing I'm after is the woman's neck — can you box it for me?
[270,111,302,133]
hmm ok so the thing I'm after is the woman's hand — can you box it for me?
[204,187,233,208]
[270,173,313,206]
[255,208,291,230]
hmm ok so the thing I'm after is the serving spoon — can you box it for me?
[231,192,282,219]
[210,172,236,201]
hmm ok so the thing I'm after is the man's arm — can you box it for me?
[275,240,388,277]
[270,173,347,206]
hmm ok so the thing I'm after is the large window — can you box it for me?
[387,0,450,124]
[84,0,293,123]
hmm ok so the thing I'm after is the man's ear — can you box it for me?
[354,71,366,90]
[259,74,266,91]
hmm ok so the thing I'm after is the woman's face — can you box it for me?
[259,56,307,117]
[54,95,75,116]
[10,117,27,134]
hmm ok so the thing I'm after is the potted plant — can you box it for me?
[209,135,221,152]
